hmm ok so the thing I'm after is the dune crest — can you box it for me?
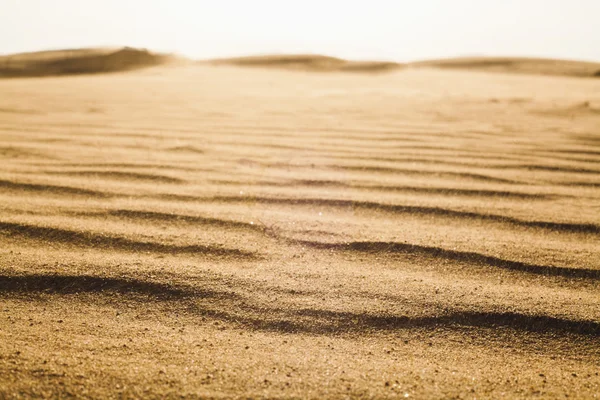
[3,46,599,78]
[0,47,177,78]
[207,53,600,77]
[411,56,600,78]
[207,54,403,73]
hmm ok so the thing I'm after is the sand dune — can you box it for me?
[412,56,600,78]
[0,47,177,78]
[207,53,600,78]
[207,54,403,73]
[0,57,599,398]
[2,47,599,78]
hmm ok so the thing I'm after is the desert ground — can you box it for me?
[0,49,599,398]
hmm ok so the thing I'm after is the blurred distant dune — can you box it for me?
[0,47,179,78]
[206,53,600,77]
[1,46,599,78]
[412,56,600,78]
[206,54,403,73]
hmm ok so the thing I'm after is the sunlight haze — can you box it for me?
[1,0,599,61]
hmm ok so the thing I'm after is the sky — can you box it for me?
[1,0,599,62]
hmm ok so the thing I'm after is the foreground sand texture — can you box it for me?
[0,63,599,398]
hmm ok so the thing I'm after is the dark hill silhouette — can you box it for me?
[0,47,176,78]
[206,54,600,77]
[2,47,599,78]
[411,56,600,78]
[206,54,404,73]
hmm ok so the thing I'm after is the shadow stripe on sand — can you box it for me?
[104,209,261,231]
[210,178,552,200]
[47,170,185,183]
[0,273,239,301]
[293,240,600,280]
[231,307,600,337]
[188,196,600,235]
[0,179,110,197]
[0,274,189,298]
[0,221,257,258]
[1,273,598,337]
[335,165,521,184]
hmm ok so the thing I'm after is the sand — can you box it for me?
[0,59,599,398]
[209,54,600,77]
[0,48,176,78]
[207,54,402,73]
[412,57,600,78]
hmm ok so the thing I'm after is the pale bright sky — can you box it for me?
[1,0,599,62]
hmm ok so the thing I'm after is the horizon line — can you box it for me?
[2,45,600,65]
